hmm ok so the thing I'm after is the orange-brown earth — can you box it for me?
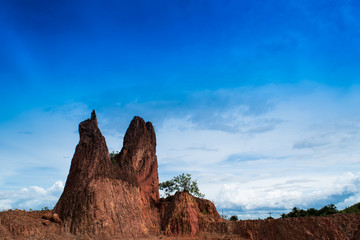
[1,111,360,240]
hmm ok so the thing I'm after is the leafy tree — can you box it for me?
[229,215,238,221]
[306,208,319,217]
[281,204,339,218]
[319,204,337,216]
[159,173,205,198]
[341,202,360,213]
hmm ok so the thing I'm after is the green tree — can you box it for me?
[159,173,205,198]
[319,204,338,216]
[229,215,238,221]
[109,151,119,164]
[341,202,360,213]
[306,208,319,217]
[281,204,339,218]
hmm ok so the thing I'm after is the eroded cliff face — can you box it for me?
[116,116,159,202]
[54,111,160,239]
[160,191,223,236]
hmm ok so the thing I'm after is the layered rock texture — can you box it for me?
[160,191,222,236]
[2,111,360,240]
[54,111,161,239]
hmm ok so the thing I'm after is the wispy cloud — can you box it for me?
[293,140,327,149]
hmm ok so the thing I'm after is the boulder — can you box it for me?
[51,213,61,223]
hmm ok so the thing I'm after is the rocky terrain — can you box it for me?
[1,111,360,240]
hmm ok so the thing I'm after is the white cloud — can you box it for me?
[0,199,12,211]
[216,172,360,210]
[0,181,64,211]
[155,83,360,218]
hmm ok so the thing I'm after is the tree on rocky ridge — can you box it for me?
[159,173,205,198]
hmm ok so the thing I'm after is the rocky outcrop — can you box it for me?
[115,116,159,202]
[54,111,160,239]
[160,191,223,236]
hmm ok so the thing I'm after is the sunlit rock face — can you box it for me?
[54,111,160,238]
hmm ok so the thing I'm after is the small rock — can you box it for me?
[51,213,61,223]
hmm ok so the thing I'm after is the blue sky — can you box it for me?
[0,0,360,219]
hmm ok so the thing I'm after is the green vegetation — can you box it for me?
[229,215,238,221]
[281,204,338,218]
[340,202,360,214]
[110,151,119,164]
[159,173,205,198]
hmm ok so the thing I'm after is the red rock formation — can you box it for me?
[54,111,160,239]
[116,116,159,202]
[160,191,223,236]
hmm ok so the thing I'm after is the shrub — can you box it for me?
[229,215,238,221]
[159,173,205,198]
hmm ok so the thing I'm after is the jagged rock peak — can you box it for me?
[91,109,97,121]
[118,116,159,201]
[78,110,100,139]
[123,116,156,150]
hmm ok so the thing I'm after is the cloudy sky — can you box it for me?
[1,0,360,219]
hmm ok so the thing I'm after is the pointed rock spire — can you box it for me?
[118,116,159,201]
[90,109,98,125]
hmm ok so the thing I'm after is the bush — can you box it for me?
[281,204,338,218]
[229,215,238,221]
[341,202,360,213]
[159,173,204,198]
[109,151,119,164]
